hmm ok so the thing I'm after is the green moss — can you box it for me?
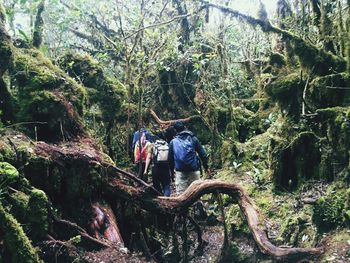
[14,49,87,114]
[15,50,62,89]
[18,90,85,142]
[0,202,42,263]
[27,189,48,242]
[9,191,29,221]
[280,216,302,246]
[0,162,19,187]
[317,107,350,173]
[226,204,250,235]
[220,140,237,166]
[11,49,88,143]
[0,140,12,162]
[229,106,262,143]
[308,73,350,109]
[265,73,301,120]
[313,187,346,232]
[58,53,126,124]
[0,23,13,74]
[0,78,15,124]
[292,39,346,76]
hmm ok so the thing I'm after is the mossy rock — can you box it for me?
[270,132,321,190]
[279,214,312,246]
[18,90,85,142]
[265,73,301,120]
[58,53,126,125]
[0,202,42,263]
[307,73,350,110]
[13,49,87,114]
[3,47,92,143]
[0,161,29,192]
[9,190,29,222]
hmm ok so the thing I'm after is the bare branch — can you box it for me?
[124,13,192,40]
[150,109,193,128]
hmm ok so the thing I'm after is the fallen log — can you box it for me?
[107,179,323,261]
[8,133,322,260]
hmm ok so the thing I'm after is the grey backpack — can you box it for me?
[153,140,169,164]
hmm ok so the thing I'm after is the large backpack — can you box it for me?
[134,133,148,163]
[172,135,198,171]
[153,140,169,164]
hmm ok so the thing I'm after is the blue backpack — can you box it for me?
[173,135,198,171]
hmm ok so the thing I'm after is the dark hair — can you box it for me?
[173,121,185,133]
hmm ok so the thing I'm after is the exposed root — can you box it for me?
[108,179,323,261]
[89,202,124,245]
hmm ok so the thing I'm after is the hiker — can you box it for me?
[134,132,152,182]
[132,127,152,152]
[168,121,209,195]
[144,135,172,197]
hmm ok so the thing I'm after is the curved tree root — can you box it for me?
[108,179,323,261]
[162,180,323,260]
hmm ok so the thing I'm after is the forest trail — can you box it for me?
[1,0,350,262]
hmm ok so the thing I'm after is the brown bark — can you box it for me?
[89,203,124,245]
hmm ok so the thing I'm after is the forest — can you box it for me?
[0,0,350,262]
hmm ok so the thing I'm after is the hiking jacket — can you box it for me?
[168,130,208,172]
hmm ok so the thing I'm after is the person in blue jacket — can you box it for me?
[168,121,208,195]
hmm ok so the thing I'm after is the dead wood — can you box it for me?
[150,109,193,128]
